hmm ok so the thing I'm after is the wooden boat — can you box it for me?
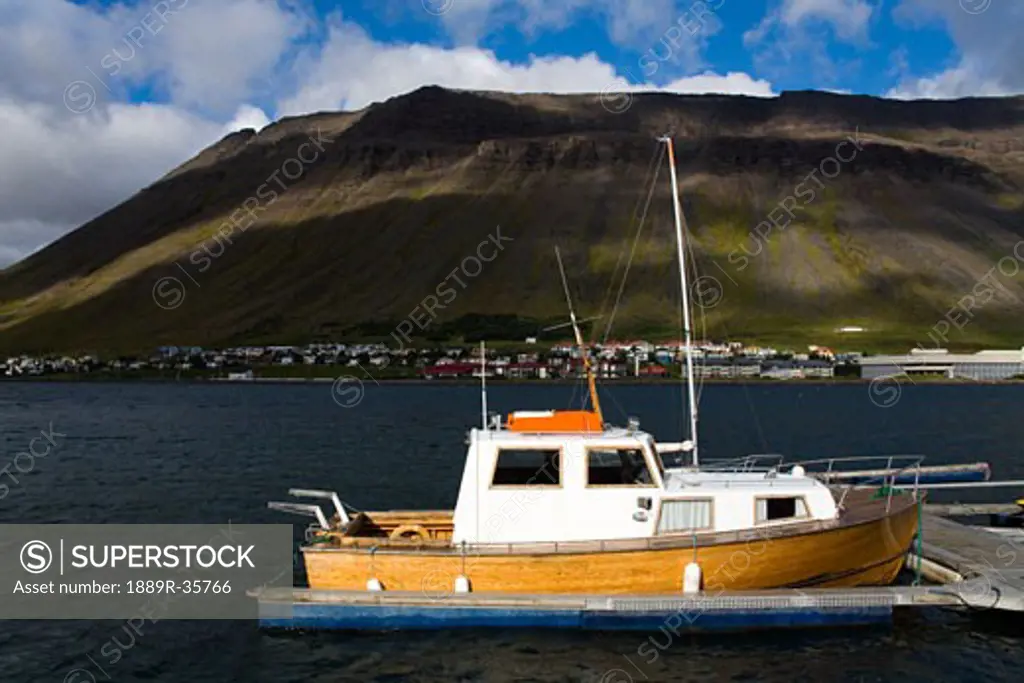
[277,415,920,594]
[270,136,923,596]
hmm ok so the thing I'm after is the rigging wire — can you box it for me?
[713,313,770,454]
[565,141,664,424]
[670,144,769,455]
[601,383,632,426]
[590,143,664,348]
[601,145,666,345]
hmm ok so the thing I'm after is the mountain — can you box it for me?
[1,86,1023,354]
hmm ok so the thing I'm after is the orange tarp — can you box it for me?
[505,410,603,433]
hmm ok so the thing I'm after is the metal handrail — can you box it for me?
[688,454,929,475]
[834,457,924,510]
[682,453,926,510]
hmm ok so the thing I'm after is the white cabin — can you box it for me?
[451,419,838,546]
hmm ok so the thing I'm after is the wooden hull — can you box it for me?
[303,492,920,594]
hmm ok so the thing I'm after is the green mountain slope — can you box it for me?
[1,87,1023,354]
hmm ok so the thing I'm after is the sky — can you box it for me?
[0,0,1021,266]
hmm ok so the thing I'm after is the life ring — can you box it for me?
[389,524,430,542]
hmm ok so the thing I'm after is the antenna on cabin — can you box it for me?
[554,246,603,424]
[479,340,488,430]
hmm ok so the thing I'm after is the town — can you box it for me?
[2,339,857,381]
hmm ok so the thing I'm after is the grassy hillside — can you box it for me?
[1,87,1023,354]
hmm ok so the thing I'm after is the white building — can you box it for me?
[858,348,1024,381]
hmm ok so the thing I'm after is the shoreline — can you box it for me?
[3,375,1024,386]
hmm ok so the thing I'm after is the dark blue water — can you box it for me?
[1,381,1023,682]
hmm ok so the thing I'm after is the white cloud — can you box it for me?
[145,0,311,113]
[0,219,76,266]
[277,19,769,115]
[779,0,874,41]
[0,98,226,264]
[0,0,301,267]
[432,0,505,45]
[887,61,1010,100]
[658,72,775,96]
[0,0,308,115]
[437,0,719,60]
[223,104,273,134]
[887,0,1024,98]
[743,0,875,84]
[744,0,875,46]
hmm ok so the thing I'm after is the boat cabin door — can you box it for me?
[570,442,660,541]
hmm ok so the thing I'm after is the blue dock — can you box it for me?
[253,586,963,632]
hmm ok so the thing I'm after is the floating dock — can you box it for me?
[910,510,1024,611]
[252,508,1024,632]
[254,585,962,631]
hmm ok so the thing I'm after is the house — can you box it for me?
[686,357,733,378]
[598,361,628,378]
[761,360,802,380]
[798,360,834,378]
[506,362,547,379]
[639,364,669,377]
[423,362,477,379]
[734,358,762,377]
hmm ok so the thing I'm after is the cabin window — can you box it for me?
[755,496,809,523]
[491,449,561,487]
[657,499,713,533]
[586,448,655,486]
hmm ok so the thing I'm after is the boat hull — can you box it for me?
[303,493,920,594]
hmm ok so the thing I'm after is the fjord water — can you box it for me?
[1,381,1023,682]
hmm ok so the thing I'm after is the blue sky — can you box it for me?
[69,0,1012,114]
[0,0,1019,265]
[334,0,956,95]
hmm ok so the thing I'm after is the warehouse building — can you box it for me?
[858,349,1024,381]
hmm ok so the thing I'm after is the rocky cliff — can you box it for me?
[1,87,1023,353]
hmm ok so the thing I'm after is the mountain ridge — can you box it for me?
[1,87,1023,354]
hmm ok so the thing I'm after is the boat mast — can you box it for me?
[480,339,488,430]
[658,135,699,466]
[554,247,603,424]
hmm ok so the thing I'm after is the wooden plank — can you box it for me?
[918,513,1024,610]
[925,503,1021,516]
[920,513,1024,576]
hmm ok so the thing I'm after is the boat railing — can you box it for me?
[790,453,924,474]
[267,489,356,531]
[789,454,925,512]
[693,453,786,473]
[693,453,926,476]
[677,453,926,510]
